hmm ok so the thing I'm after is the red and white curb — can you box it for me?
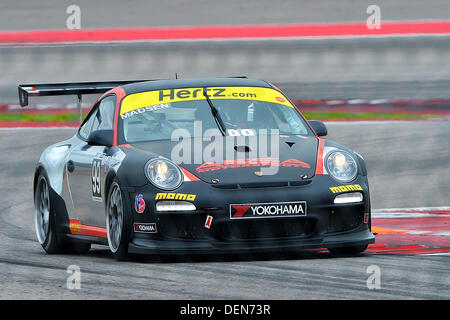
[370,207,450,255]
[372,207,450,218]
[1,21,449,45]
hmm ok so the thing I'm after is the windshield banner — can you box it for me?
[120,86,294,115]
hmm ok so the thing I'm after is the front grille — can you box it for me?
[157,214,210,240]
[328,209,362,233]
[218,218,315,240]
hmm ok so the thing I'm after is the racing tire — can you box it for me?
[35,172,64,254]
[328,244,368,256]
[35,172,92,255]
[106,178,131,261]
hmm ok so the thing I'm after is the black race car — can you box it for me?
[19,77,374,260]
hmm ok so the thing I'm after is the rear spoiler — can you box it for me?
[18,80,153,107]
[18,80,154,123]
[17,77,248,107]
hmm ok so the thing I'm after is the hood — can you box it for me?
[130,135,318,185]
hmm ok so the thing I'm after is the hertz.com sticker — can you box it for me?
[120,86,294,116]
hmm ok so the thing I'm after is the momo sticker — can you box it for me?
[155,193,196,201]
[329,184,363,194]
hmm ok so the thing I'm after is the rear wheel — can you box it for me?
[35,172,91,255]
[328,244,368,256]
[35,173,63,253]
[106,179,131,260]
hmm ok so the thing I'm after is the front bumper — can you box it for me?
[128,175,375,254]
[129,228,374,254]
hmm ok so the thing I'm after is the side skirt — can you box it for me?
[60,233,108,246]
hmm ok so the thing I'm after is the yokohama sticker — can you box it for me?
[134,223,157,233]
[230,201,307,219]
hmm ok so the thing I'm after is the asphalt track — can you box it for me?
[0,121,448,299]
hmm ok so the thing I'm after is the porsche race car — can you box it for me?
[19,77,375,260]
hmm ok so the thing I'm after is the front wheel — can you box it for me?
[106,179,131,260]
[328,244,368,256]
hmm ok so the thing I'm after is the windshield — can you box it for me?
[118,86,311,143]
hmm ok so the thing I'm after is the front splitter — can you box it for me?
[128,228,375,255]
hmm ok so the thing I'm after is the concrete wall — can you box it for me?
[1,36,449,104]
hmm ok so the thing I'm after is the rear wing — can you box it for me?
[18,80,153,123]
[18,80,154,107]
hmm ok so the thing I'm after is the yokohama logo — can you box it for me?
[230,201,306,219]
[134,223,157,233]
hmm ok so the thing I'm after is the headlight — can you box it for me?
[145,158,182,190]
[325,151,358,182]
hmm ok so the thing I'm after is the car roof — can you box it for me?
[121,77,273,95]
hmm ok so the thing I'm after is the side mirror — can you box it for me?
[87,129,113,147]
[308,120,327,137]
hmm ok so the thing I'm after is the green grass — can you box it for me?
[0,113,80,122]
[0,111,438,123]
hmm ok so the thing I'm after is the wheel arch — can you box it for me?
[33,164,45,197]
[103,169,118,207]
[33,165,71,234]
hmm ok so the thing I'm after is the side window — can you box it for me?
[92,95,116,132]
[78,108,99,140]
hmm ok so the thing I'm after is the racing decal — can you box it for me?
[120,86,294,115]
[329,184,363,194]
[91,158,102,201]
[314,138,326,175]
[134,194,146,213]
[227,128,256,136]
[196,158,310,172]
[69,219,107,238]
[155,193,196,201]
[112,86,127,146]
[120,103,170,120]
[102,156,112,173]
[205,215,213,229]
[230,201,307,219]
[69,220,82,233]
[180,167,201,182]
[134,223,157,233]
